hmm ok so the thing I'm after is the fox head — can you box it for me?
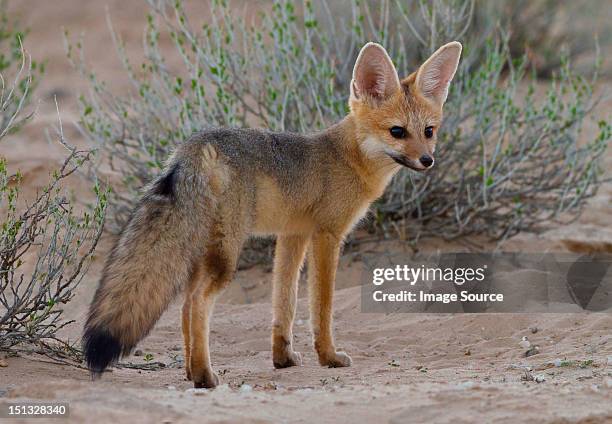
[349,41,462,172]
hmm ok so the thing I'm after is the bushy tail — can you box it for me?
[83,147,222,377]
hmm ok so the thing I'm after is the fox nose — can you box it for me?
[419,154,434,168]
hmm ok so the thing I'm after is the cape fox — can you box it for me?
[84,41,462,388]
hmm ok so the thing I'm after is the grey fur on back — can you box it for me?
[183,127,344,200]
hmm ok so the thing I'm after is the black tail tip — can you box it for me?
[83,327,122,378]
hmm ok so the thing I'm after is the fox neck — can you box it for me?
[323,115,400,197]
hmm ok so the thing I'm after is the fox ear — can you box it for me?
[351,42,400,102]
[416,41,462,106]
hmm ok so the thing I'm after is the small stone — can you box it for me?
[170,345,182,351]
[0,359,7,367]
[530,327,539,334]
[134,349,143,357]
[464,349,471,356]
[239,384,253,393]
[167,386,176,391]
[553,358,563,367]
[521,370,534,382]
[534,374,546,383]
[519,337,531,349]
[524,346,540,357]
[264,382,278,391]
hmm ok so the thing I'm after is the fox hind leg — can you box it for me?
[189,218,244,389]
[182,293,193,380]
[189,281,223,388]
[182,262,207,381]
[271,235,309,369]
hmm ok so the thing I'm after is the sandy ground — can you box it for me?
[1,1,612,423]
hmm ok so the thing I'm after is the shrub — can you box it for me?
[0,143,107,351]
[0,2,107,352]
[472,0,611,78]
[68,0,609,250]
[0,0,43,135]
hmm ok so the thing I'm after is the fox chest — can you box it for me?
[249,170,386,236]
[311,179,379,235]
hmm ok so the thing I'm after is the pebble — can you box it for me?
[0,359,7,367]
[264,382,279,391]
[134,349,143,356]
[534,374,546,383]
[530,327,539,334]
[519,337,531,349]
[239,384,253,393]
[167,386,176,391]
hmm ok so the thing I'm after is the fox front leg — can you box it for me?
[271,235,309,368]
[308,231,352,367]
[182,294,193,380]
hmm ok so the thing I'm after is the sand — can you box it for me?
[1,1,611,423]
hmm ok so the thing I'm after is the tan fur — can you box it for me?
[84,42,461,388]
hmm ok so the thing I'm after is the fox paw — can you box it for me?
[273,350,302,369]
[318,351,352,368]
[192,370,219,389]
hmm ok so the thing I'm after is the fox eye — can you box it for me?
[424,126,434,139]
[389,126,407,139]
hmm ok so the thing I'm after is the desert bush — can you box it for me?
[472,0,611,78]
[0,142,107,351]
[0,0,43,135]
[0,3,107,351]
[68,0,609,251]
